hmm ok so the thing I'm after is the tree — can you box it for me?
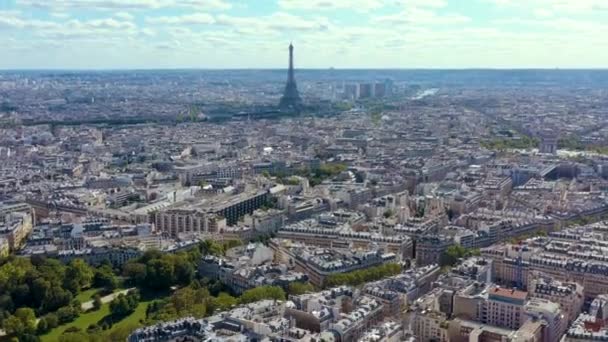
[109,295,130,317]
[205,279,225,296]
[324,263,401,287]
[36,317,48,334]
[287,282,314,296]
[239,286,285,304]
[212,292,238,312]
[3,315,25,337]
[109,291,139,317]
[37,258,66,289]
[56,306,78,324]
[15,308,37,334]
[63,278,81,295]
[20,333,40,342]
[146,258,175,290]
[93,265,118,292]
[64,259,94,293]
[146,285,213,322]
[92,294,102,311]
[31,277,51,308]
[11,284,31,308]
[439,245,479,267]
[42,286,73,312]
[174,257,195,285]
[3,308,36,337]
[123,262,147,286]
[44,313,59,329]
[0,294,14,313]
[199,240,224,256]
[37,313,58,334]
[169,287,208,317]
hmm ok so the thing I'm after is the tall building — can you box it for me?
[374,83,386,98]
[279,43,302,111]
[358,83,373,98]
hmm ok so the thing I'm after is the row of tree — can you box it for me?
[480,135,539,151]
[324,263,402,287]
[145,283,286,324]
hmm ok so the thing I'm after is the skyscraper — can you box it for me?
[279,43,302,111]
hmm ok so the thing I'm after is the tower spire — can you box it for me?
[279,42,302,112]
[288,42,294,82]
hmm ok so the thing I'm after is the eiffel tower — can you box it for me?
[279,43,302,112]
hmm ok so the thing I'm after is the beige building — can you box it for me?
[154,210,226,237]
[483,243,608,301]
[277,224,413,261]
[448,317,543,342]
[0,211,33,251]
[447,283,567,342]
[524,298,567,342]
[528,272,584,325]
[409,290,450,342]
[485,287,528,330]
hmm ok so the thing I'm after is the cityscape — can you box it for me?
[3,1,608,342]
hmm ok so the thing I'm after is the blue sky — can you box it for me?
[1,0,607,69]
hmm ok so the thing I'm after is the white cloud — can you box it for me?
[0,13,63,30]
[278,0,384,11]
[16,0,232,11]
[277,0,448,11]
[83,18,136,30]
[215,12,332,32]
[533,8,553,18]
[494,17,608,33]
[140,27,156,36]
[483,0,608,12]
[4,0,608,68]
[146,13,215,25]
[374,8,470,26]
[393,0,448,8]
[50,12,71,19]
[175,0,231,10]
[0,14,27,29]
[0,13,140,40]
[114,12,134,21]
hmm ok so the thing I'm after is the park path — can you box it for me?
[0,288,135,337]
[81,288,135,311]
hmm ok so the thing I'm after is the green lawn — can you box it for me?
[110,290,171,332]
[111,299,153,331]
[76,288,100,303]
[41,304,111,342]
[41,291,168,341]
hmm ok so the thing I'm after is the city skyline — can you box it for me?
[1,0,608,69]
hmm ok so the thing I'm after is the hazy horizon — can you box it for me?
[2,68,608,72]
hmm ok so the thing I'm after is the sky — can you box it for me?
[1,0,608,69]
